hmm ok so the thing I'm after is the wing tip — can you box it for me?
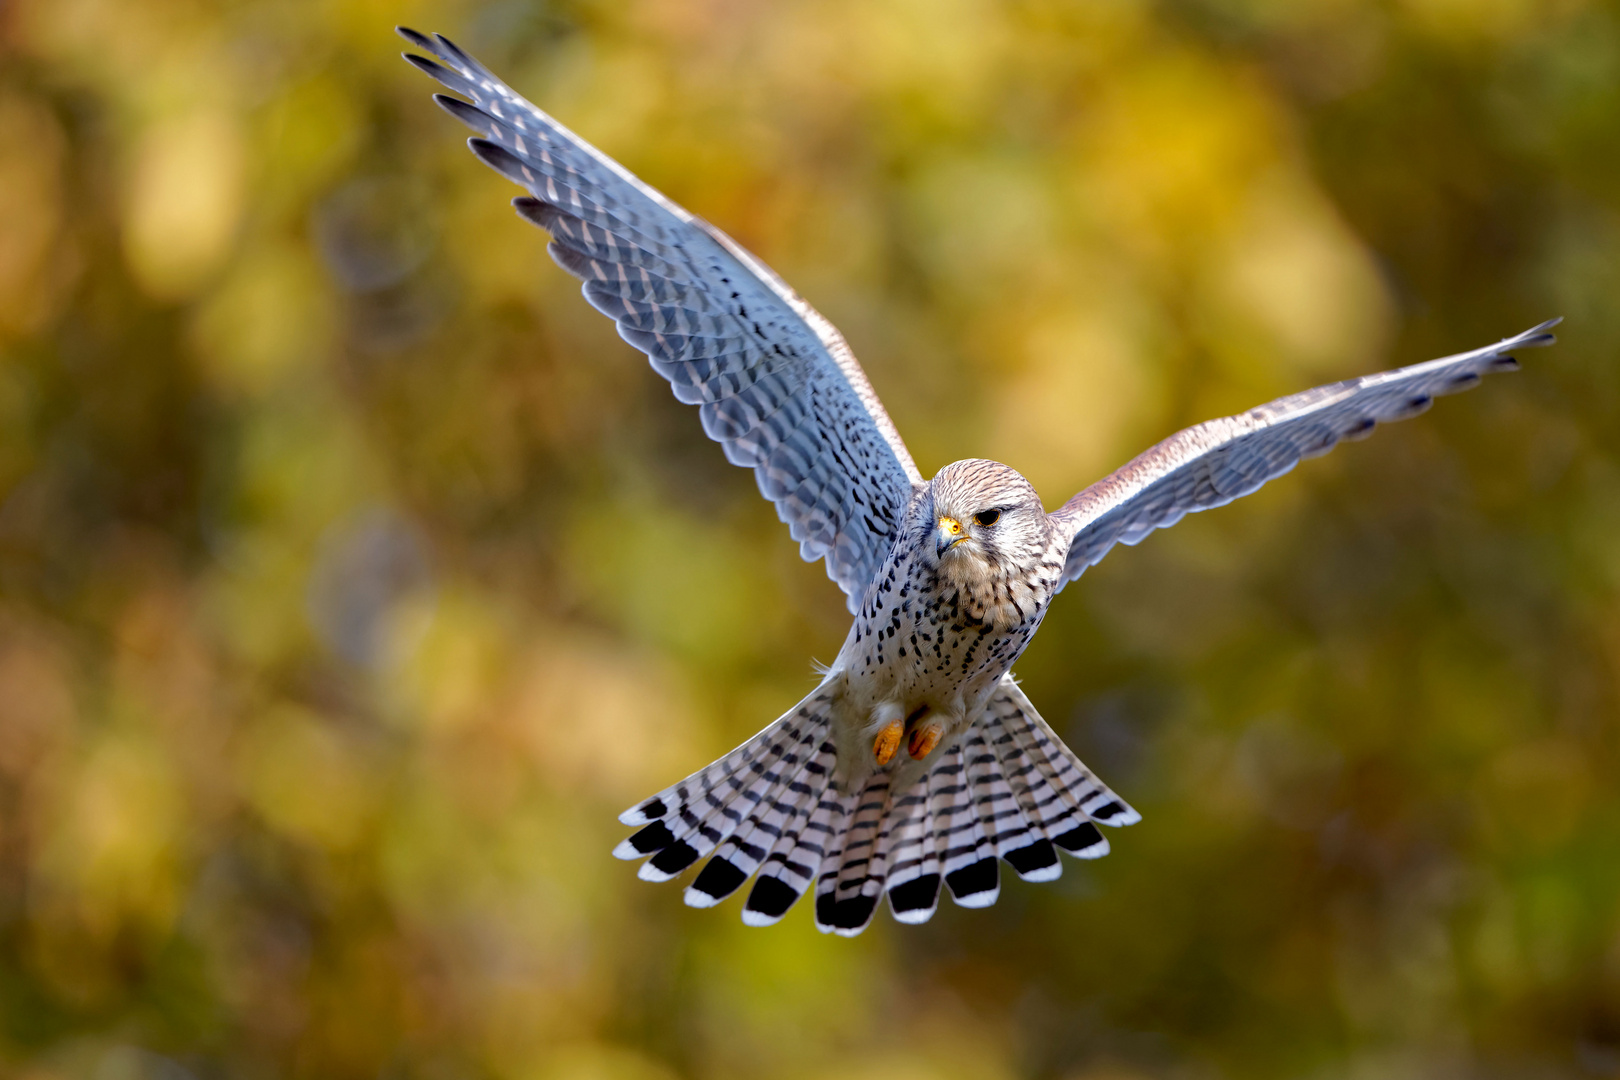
[399,21,926,614]
[1528,314,1563,337]
[402,52,447,78]
[1503,316,1561,353]
[395,25,433,49]
[467,135,503,162]
[513,196,552,229]
[434,92,477,117]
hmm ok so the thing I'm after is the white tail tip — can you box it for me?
[637,861,678,883]
[684,886,723,909]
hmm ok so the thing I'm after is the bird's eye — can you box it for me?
[973,509,1001,527]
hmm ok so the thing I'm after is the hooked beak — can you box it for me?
[936,516,966,557]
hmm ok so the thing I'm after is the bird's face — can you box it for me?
[928,460,1050,573]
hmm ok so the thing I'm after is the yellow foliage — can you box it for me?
[0,0,1612,1075]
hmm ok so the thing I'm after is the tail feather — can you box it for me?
[686,735,837,910]
[868,779,928,922]
[815,772,892,935]
[981,688,1100,873]
[886,763,946,922]
[991,678,1137,855]
[614,674,1140,935]
[614,687,831,881]
[638,717,822,883]
[963,725,1058,880]
[1015,690,1140,829]
[934,740,1001,907]
[616,686,832,829]
[743,782,848,925]
[1007,723,1111,857]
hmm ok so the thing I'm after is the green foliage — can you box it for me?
[1,0,1617,1077]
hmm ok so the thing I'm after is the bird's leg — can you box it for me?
[904,703,944,761]
[908,723,943,760]
[870,701,905,767]
[872,721,903,766]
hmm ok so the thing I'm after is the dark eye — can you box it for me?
[973,509,1001,527]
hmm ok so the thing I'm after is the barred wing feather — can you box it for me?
[1051,320,1559,589]
[399,28,924,609]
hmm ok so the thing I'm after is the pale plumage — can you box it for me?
[401,28,1558,936]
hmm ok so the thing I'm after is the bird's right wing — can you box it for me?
[399,29,925,610]
[1049,320,1560,590]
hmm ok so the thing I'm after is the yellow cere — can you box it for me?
[0,0,1610,1076]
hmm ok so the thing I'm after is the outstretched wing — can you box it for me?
[1050,320,1560,589]
[398,28,925,609]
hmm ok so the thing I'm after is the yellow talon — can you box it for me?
[873,719,903,766]
[908,721,943,761]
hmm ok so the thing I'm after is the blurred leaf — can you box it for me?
[1,0,1617,1076]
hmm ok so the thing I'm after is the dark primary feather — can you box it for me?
[398,28,925,610]
[1050,320,1560,588]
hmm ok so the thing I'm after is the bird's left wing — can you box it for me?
[398,29,925,610]
[1049,320,1559,590]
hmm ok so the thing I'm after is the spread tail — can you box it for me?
[614,675,1138,935]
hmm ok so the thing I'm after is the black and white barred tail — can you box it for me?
[614,675,1139,936]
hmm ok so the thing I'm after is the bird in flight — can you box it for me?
[399,28,1559,936]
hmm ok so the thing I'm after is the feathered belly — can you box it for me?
[831,606,1044,788]
[846,590,1042,683]
[844,610,1019,698]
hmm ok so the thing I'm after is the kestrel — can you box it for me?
[400,28,1559,936]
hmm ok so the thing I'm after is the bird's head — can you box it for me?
[927,460,1050,575]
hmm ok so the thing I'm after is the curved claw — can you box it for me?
[873,719,903,766]
[908,720,943,760]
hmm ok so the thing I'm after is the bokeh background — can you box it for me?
[1,0,1618,1076]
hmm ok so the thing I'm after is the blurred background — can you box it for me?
[1,0,1618,1077]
